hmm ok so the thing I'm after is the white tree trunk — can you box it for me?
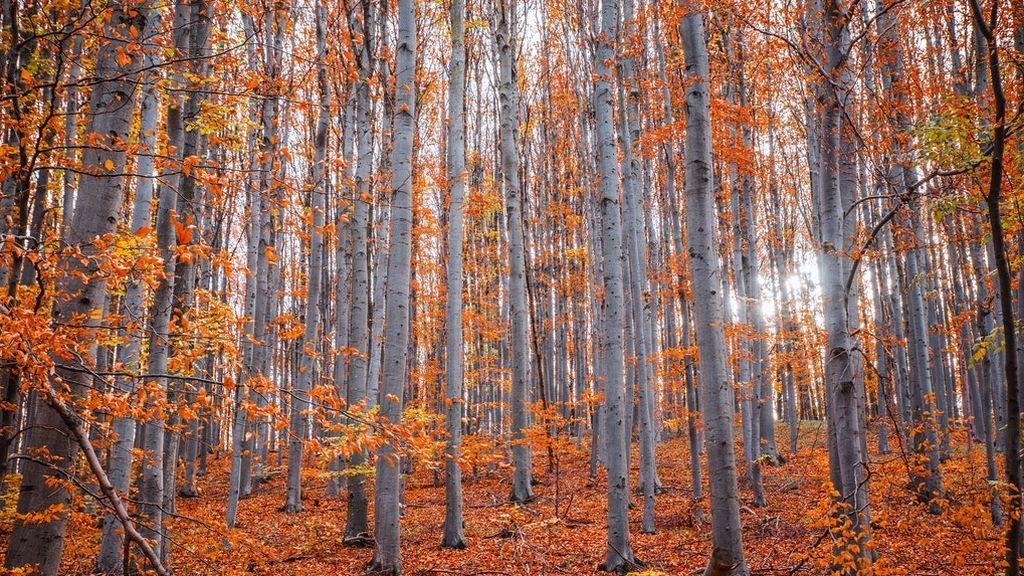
[594,0,634,570]
[493,0,534,504]
[442,0,468,548]
[284,0,329,513]
[5,5,147,573]
[367,0,415,569]
[95,9,161,568]
[812,0,872,559]
[680,6,748,574]
[136,0,195,556]
[343,0,375,542]
[618,0,657,533]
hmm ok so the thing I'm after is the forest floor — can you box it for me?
[2,421,1004,575]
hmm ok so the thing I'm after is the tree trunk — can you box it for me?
[284,0,329,513]
[967,0,1019,569]
[680,5,748,574]
[593,0,634,570]
[442,0,468,548]
[812,0,872,563]
[136,0,195,557]
[343,0,375,543]
[367,0,414,569]
[618,0,657,532]
[492,0,533,505]
[95,9,161,568]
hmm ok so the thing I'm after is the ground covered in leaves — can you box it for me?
[1,422,1004,575]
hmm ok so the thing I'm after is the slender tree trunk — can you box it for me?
[284,0,329,513]
[442,0,468,548]
[342,0,375,545]
[594,0,634,570]
[967,0,1019,569]
[655,32,704,492]
[159,5,211,559]
[680,4,748,574]
[95,12,161,568]
[812,0,873,563]
[493,0,533,504]
[618,0,657,532]
[367,0,414,569]
[136,0,195,557]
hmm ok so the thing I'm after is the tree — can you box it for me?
[805,0,873,565]
[343,0,377,545]
[680,2,749,574]
[94,5,161,570]
[593,0,635,570]
[618,0,658,533]
[493,0,534,505]
[967,0,1019,570]
[367,0,415,569]
[442,0,469,549]
[284,0,330,514]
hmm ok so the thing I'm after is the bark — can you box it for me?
[250,1,286,493]
[618,0,657,533]
[656,32,703,492]
[326,94,354,501]
[594,0,634,570]
[136,136,179,565]
[367,0,414,569]
[680,5,748,574]
[226,9,265,528]
[159,4,211,558]
[812,0,872,564]
[493,0,533,504]
[284,0,329,513]
[877,0,942,511]
[442,0,468,548]
[870,254,891,456]
[967,0,1019,569]
[94,12,161,568]
[903,227,943,510]
[343,0,375,543]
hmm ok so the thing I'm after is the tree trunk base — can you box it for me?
[364,559,400,576]
[440,535,467,549]
[599,554,643,575]
[178,485,200,498]
[343,533,374,548]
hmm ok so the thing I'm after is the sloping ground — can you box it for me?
[0,423,1003,575]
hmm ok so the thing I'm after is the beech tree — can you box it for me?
[367,0,415,569]
[493,0,534,505]
[442,0,469,549]
[593,0,634,570]
[680,2,748,573]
